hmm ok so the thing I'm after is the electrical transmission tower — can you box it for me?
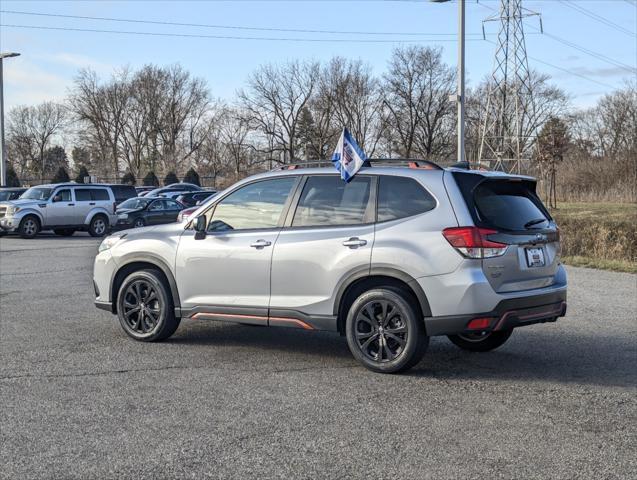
[478,0,542,173]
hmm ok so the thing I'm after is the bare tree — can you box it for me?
[322,57,385,157]
[383,46,456,160]
[7,102,67,181]
[238,60,319,163]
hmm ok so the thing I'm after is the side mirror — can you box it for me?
[194,215,207,240]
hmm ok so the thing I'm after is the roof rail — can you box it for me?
[271,157,443,171]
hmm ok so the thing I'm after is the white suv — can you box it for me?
[93,162,567,373]
[0,183,120,238]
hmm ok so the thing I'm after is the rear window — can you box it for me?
[377,176,436,222]
[453,172,550,231]
[109,185,137,202]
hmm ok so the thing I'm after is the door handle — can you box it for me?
[343,237,367,248]
[89,202,95,206]
[67,203,75,206]
[250,239,272,249]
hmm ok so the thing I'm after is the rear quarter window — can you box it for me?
[377,176,436,222]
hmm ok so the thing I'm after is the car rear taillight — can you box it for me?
[442,226,508,259]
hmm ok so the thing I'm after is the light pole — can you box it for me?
[0,52,21,186]
[431,0,465,165]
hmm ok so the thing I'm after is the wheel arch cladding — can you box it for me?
[20,210,44,226]
[110,258,181,314]
[335,271,432,335]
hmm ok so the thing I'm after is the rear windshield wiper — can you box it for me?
[524,218,547,229]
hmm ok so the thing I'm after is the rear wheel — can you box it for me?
[447,329,513,352]
[18,215,40,239]
[345,288,428,374]
[89,215,108,237]
[54,228,75,237]
[116,269,180,342]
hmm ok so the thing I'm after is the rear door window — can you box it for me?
[292,176,372,227]
[474,181,550,231]
[75,189,91,201]
[377,176,436,222]
[89,189,110,201]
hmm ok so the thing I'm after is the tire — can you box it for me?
[88,214,109,237]
[345,288,429,374]
[447,329,513,352]
[133,217,145,228]
[18,215,40,239]
[116,269,181,342]
[54,228,75,237]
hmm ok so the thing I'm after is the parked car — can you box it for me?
[114,197,184,229]
[145,183,202,198]
[94,161,567,374]
[0,187,27,202]
[0,183,118,238]
[135,186,155,196]
[177,206,198,223]
[175,190,217,208]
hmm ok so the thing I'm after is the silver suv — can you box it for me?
[0,183,124,238]
[93,162,567,373]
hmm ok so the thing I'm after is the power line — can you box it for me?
[477,0,636,74]
[0,23,487,43]
[558,0,635,36]
[0,9,487,37]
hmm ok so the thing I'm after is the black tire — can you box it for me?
[345,288,428,374]
[18,215,40,239]
[116,269,180,342]
[54,228,75,237]
[133,217,145,228]
[88,214,109,237]
[447,329,513,352]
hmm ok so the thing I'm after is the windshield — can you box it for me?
[118,198,150,210]
[21,187,54,201]
[0,191,14,201]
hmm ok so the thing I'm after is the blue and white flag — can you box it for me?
[331,128,367,182]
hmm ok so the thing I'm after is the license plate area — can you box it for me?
[525,247,545,267]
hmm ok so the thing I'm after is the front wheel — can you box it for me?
[133,217,145,228]
[117,269,180,342]
[345,288,428,374]
[447,329,513,352]
[18,215,40,239]
[89,215,108,237]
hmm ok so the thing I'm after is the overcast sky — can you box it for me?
[1,0,635,113]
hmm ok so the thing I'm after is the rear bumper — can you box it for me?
[424,289,567,336]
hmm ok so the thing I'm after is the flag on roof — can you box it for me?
[331,128,367,182]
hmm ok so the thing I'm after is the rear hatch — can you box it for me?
[451,171,560,293]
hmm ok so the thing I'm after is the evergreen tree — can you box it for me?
[183,168,201,186]
[75,166,90,184]
[121,171,136,185]
[6,164,21,187]
[164,171,179,186]
[51,166,70,184]
[142,171,159,187]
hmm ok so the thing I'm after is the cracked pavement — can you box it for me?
[1,233,636,479]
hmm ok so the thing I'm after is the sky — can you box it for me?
[0,0,635,114]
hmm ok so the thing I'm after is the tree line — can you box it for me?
[5,45,636,200]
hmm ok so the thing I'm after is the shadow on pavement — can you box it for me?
[168,320,635,388]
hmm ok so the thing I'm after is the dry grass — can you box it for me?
[551,202,637,273]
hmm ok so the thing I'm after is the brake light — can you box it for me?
[442,226,508,259]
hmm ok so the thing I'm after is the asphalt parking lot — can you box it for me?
[1,233,635,479]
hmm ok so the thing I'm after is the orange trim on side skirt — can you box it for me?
[192,312,314,330]
[268,317,314,330]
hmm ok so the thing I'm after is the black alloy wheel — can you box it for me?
[117,269,180,341]
[346,288,428,374]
